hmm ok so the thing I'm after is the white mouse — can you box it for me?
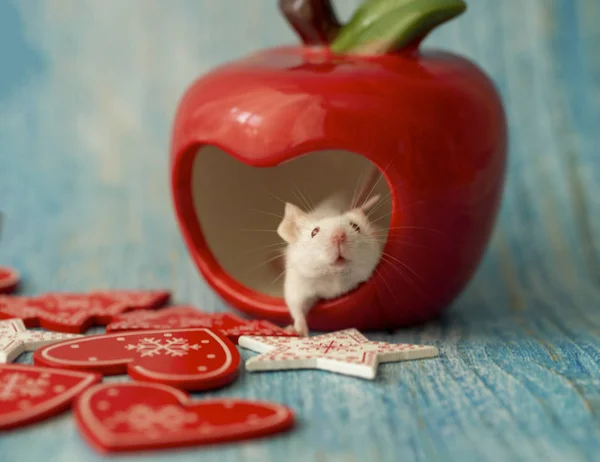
[276,192,384,336]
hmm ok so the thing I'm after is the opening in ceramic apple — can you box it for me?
[191,147,392,299]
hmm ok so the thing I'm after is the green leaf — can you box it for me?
[331,0,467,55]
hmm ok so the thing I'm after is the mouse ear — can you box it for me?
[359,194,381,214]
[277,202,306,243]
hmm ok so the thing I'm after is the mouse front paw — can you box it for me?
[285,321,309,337]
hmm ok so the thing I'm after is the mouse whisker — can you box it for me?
[248,208,285,220]
[369,205,418,225]
[371,264,401,306]
[366,236,432,251]
[248,208,311,231]
[380,233,449,247]
[369,195,461,225]
[350,168,368,210]
[364,185,402,219]
[385,226,450,237]
[369,231,447,246]
[357,157,396,210]
[267,191,287,205]
[242,251,287,274]
[268,191,306,215]
[364,194,392,219]
[379,251,424,283]
[270,269,287,286]
[290,180,314,213]
[240,241,289,256]
[239,228,281,233]
[364,179,397,207]
[378,254,428,299]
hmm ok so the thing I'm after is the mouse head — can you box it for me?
[277,195,384,279]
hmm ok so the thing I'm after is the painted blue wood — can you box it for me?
[1,0,600,460]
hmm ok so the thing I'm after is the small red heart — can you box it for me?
[0,266,19,295]
[0,363,101,430]
[74,381,295,453]
[33,328,240,391]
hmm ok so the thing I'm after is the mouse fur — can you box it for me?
[277,192,383,336]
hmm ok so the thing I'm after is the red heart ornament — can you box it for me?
[0,363,101,430]
[74,382,295,453]
[0,266,19,294]
[0,289,171,333]
[106,306,298,343]
[33,328,240,391]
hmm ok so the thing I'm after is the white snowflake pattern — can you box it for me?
[0,373,50,401]
[124,337,201,357]
[104,404,198,432]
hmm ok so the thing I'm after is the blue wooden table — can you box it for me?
[1,0,600,460]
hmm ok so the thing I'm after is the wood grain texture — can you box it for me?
[1,0,600,460]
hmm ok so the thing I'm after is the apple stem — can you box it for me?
[330,0,467,55]
[279,0,341,46]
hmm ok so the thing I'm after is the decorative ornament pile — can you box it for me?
[0,289,171,333]
[0,283,439,453]
[106,305,297,343]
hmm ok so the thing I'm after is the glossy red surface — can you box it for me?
[0,364,101,431]
[33,328,241,391]
[170,45,507,330]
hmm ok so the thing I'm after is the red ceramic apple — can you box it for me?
[170,0,507,331]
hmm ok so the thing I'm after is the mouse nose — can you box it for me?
[331,229,347,245]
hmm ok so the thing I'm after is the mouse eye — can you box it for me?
[350,222,360,233]
[311,227,320,238]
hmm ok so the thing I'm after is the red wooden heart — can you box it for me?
[33,328,240,391]
[0,289,171,333]
[106,306,298,343]
[0,363,101,430]
[0,266,19,294]
[74,382,295,453]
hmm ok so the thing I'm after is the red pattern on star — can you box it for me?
[238,328,439,379]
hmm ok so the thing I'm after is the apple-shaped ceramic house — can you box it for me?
[170,0,507,331]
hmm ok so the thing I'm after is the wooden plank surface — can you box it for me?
[1,0,600,460]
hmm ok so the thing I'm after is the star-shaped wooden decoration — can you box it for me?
[0,319,81,363]
[238,329,439,379]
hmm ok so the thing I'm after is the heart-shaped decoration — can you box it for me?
[33,328,240,391]
[0,266,19,294]
[74,382,295,453]
[106,306,297,343]
[0,289,171,333]
[0,363,101,430]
